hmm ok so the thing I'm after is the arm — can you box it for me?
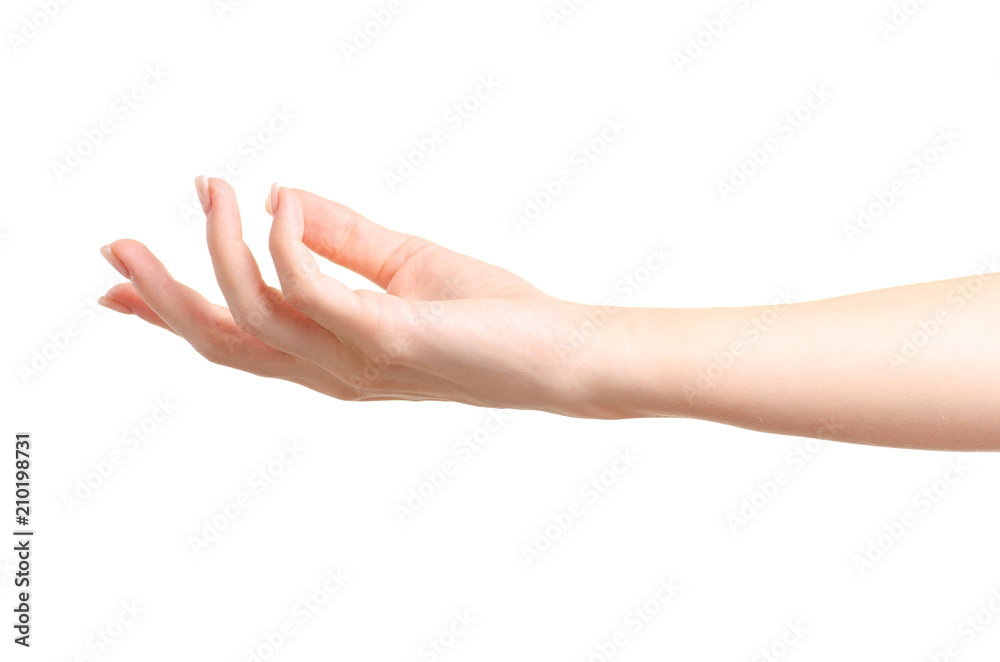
[98,178,1000,451]
[577,273,1000,449]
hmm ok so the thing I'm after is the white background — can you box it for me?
[3,0,1000,659]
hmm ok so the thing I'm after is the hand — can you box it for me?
[99,177,604,416]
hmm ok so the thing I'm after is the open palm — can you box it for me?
[101,178,591,415]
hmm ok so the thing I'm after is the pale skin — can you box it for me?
[98,177,1000,451]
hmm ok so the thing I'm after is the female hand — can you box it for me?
[99,177,605,416]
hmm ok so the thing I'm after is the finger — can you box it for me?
[268,184,369,336]
[102,282,175,332]
[268,187,432,291]
[103,239,358,399]
[200,177,353,370]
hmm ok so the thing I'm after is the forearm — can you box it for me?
[575,272,1000,449]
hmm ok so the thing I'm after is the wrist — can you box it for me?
[549,302,685,419]
[556,302,762,421]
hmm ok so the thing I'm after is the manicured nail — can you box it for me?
[98,296,132,314]
[269,182,280,215]
[100,245,130,279]
[195,175,212,215]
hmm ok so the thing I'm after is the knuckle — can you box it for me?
[281,275,313,308]
[233,292,276,337]
[232,310,261,336]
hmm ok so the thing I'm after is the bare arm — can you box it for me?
[99,177,1000,452]
[579,273,1000,449]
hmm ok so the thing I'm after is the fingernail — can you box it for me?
[98,296,132,315]
[269,182,280,215]
[100,245,130,279]
[195,175,212,215]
